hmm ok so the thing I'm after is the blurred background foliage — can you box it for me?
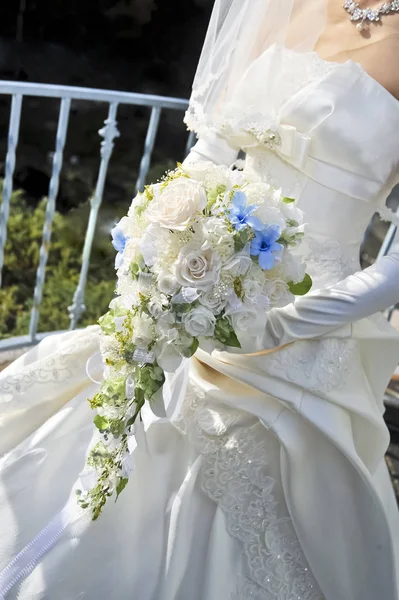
[0,0,212,338]
[0,182,119,337]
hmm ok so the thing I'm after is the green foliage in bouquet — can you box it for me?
[76,161,313,520]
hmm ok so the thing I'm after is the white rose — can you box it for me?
[226,302,267,348]
[242,278,264,303]
[131,314,154,349]
[174,241,221,289]
[183,306,216,337]
[264,278,293,307]
[199,285,227,314]
[227,306,258,336]
[157,271,180,296]
[145,178,207,231]
[280,200,304,224]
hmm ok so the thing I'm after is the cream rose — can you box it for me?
[227,305,260,337]
[174,242,221,289]
[264,278,293,307]
[145,178,206,231]
[183,306,216,338]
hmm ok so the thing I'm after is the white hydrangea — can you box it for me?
[202,217,235,264]
[131,313,154,349]
[278,252,307,284]
[243,182,274,207]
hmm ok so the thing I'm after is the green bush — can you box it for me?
[0,185,117,339]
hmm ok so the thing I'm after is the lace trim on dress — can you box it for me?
[185,47,337,150]
[300,237,361,288]
[261,338,357,397]
[0,326,100,396]
[175,382,325,600]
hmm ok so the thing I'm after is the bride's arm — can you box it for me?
[262,243,399,349]
[183,131,238,167]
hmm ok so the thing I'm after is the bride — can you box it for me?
[1,1,399,598]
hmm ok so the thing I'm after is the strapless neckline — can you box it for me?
[296,46,399,109]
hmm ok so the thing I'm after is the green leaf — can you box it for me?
[282,196,295,204]
[233,227,253,253]
[93,414,109,432]
[189,337,199,356]
[288,273,313,296]
[224,330,241,348]
[233,277,243,299]
[115,477,129,501]
[214,316,241,348]
[98,311,115,335]
[172,303,192,314]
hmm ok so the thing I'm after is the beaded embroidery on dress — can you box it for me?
[175,382,324,600]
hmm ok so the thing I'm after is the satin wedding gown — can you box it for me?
[1,45,399,600]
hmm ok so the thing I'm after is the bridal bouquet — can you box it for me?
[77,161,311,519]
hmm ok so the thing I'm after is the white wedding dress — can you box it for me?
[1,45,399,600]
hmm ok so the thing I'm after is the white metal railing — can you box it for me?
[0,81,195,351]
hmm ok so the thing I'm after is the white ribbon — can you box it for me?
[85,352,104,385]
[228,119,312,169]
[276,124,312,169]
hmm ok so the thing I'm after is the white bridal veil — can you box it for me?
[185,0,328,138]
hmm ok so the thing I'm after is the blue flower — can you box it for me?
[228,191,263,232]
[250,225,283,270]
[111,225,127,269]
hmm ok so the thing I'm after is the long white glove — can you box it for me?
[262,245,399,349]
[183,131,238,167]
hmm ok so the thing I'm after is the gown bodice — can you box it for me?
[191,45,399,289]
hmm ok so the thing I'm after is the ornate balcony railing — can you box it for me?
[0,81,397,354]
[0,81,195,352]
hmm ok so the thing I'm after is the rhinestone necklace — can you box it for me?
[343,0,399,30]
